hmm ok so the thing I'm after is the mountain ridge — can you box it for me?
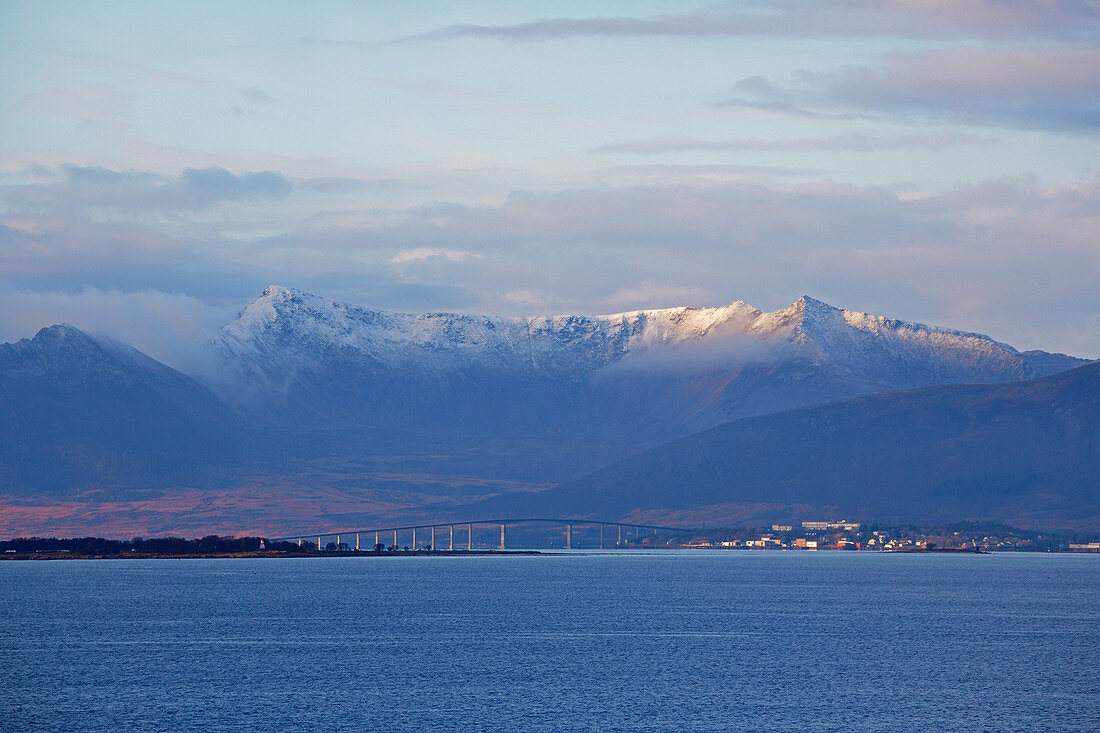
[222,286,1033,361]
[211,285,1089,436]
[0,324,247,496]
[221,286,1084,376]
[0,290,1094,535]
[482,361,1100,530]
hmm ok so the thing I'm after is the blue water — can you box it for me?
[1,552,1098,731]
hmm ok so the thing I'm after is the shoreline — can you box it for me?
[0,549,542,561]
[9,547,1099,561]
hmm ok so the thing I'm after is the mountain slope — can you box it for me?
[492,362,1100,530]
[0,325,247,495]
[213,286,1090,440]
[1,292,1093,535]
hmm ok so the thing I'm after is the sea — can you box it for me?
[1,551,1097,732]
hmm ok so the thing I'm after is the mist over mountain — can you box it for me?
[0,287,1093,536]
[212,286,1086,441]
[491,362,1100,531]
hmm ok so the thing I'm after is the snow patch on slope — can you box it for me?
[216,286,1074,393]
[220,286,770,375]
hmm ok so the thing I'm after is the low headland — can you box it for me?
[0,536,539,560]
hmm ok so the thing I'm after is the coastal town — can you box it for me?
[663,520,1100,553]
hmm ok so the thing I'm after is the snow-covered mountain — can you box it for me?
[213,286,1088,436]
[220,285,764,374]
[0,294,1093,533]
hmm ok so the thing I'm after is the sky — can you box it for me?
[1,0,1098,364]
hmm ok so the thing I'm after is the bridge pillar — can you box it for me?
[566,523,571,550]
[600,524,604,549]
[355,533,359,551]
[337,534,340,550]
[449,525,454,551]
[412,527,417,549]
[430,526,435,550]
[297,538,301,547]
[468,524,473,550]
[375,531,379,549]
[500,523,506,550]
[393,529,397,549]
[317,536,322,551]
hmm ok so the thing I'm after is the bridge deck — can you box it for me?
[272,518,692,542]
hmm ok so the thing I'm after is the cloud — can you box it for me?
[710,97,868,120]
[3,165,293,214]
[402,1,1099,43]
[175,168,292,207]
[596,329,776,377]
[309,176,1098,355]
[501,289,551,306]
[602,283,713,312]
[297,177,407,194]
[590,131,989,155]
[0,215,182,275]
[598,163,822,178]
[3,163,1097,356]
[389,247,482,265]
[387,182,913,248]
[725,46,1100,132]
[0,287,231,372]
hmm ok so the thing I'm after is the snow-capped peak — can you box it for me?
[223,285,361,344]
[222,286,765,362]
[217,287,1085,392]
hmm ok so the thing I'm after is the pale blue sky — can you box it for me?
[2,1,1098,361]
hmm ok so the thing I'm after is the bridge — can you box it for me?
[271,518,693,551]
